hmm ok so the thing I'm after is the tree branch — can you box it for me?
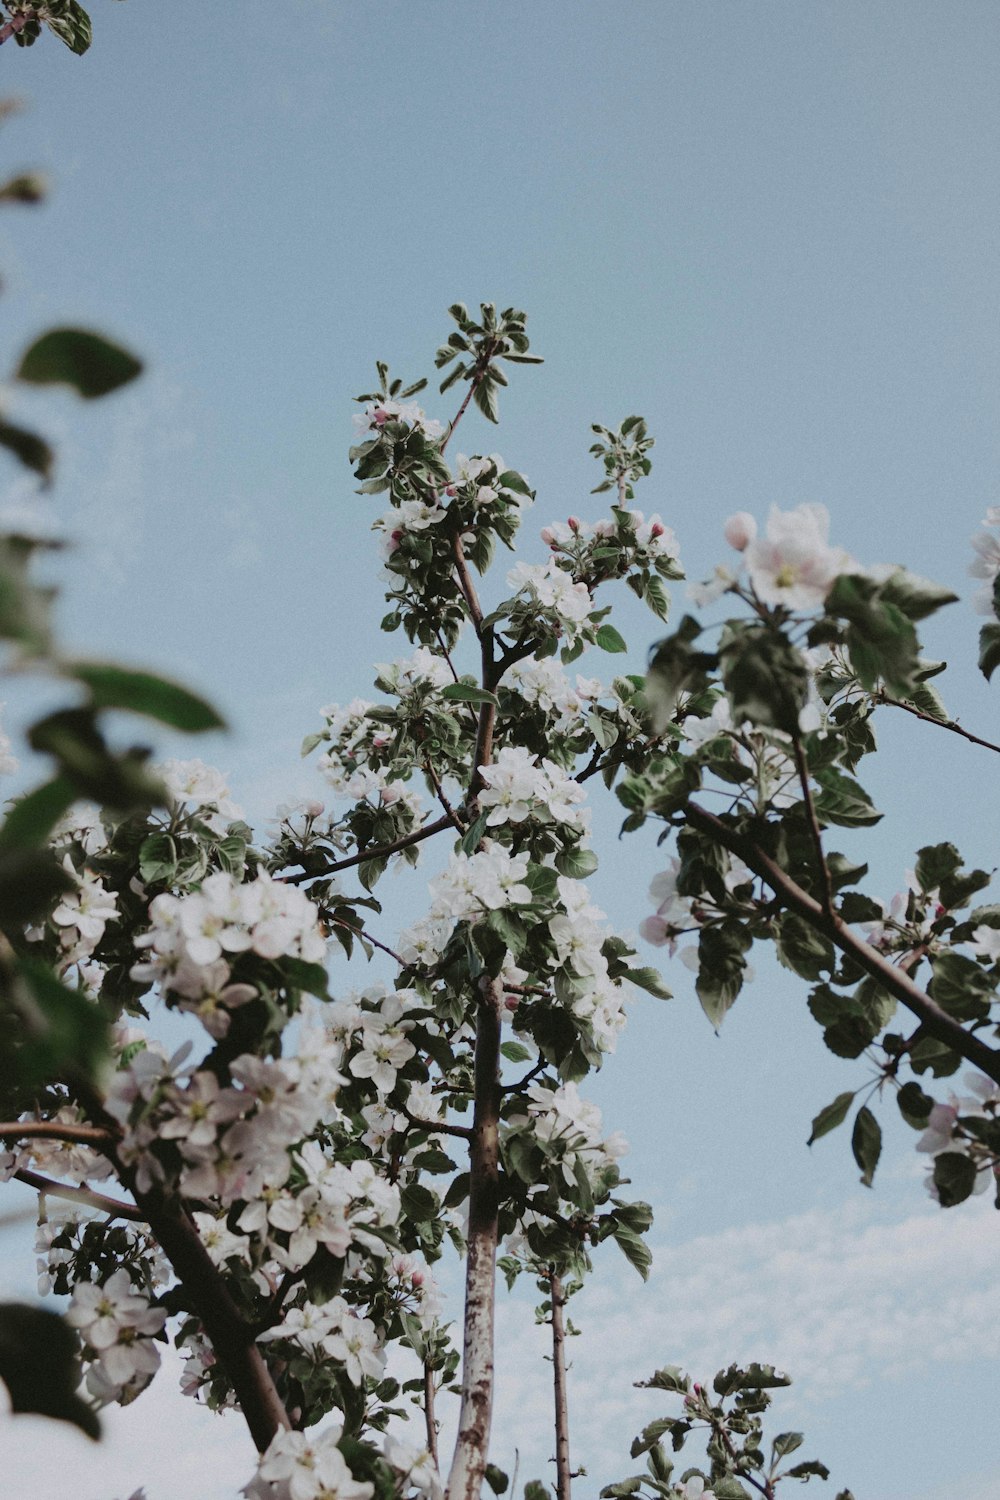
[0,1120,118,1149]
[549,1269,572,1500]
[0,13,32,46]
[424,1361,440,1466]
[876,690,1000,756]
[446,976,502,1500]
[280,813,454,885]
[14,1167,145,1222]
[685,801,1000,1085]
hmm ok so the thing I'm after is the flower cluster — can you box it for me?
[478,745,590,833]
[506,559,594,644]
[723,503,854,610]
[130,868,326,1033]
[66,1268,167,1404]
[969,505,1000,615]
[916,1071,1000,1201]
[353,399,444,441]
[160,757,244,833]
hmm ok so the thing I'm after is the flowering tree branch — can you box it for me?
[685,800,1000,1085]
[876,690,1000,756]
[14,1167,145,1222]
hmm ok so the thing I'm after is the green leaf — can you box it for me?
[896,1081,934,1130]
[500,1040,533,1063]
[440,682,499,707]
[785,1460,831,1480]
[979,622,1000,681]
[623,966,672,1000]
[282,957,331,1001]
[44,0,93,55]
[553,846,598,880]
[0,173,47,204]
[484,1465,509,1495]
[775,911,834,980]
[138,832,177,884]
[877,568,957,622]
[807,1091,855,1146]
[67,662,225,731]
[17,329,142,398]
[400,1183,438,1223]
[771,1432,804,1461]
[695,922,751,1029]
[595,623,628,654]
[933,1150,978,1207]
[611,1224,652,1280]
[813,769,881,828]
[0,1304,99,1439]
[0,777,76,853]
[851,1105,882,1187]
[928,951,995,1019]
[639,1365,690,1394]
[914,842,961,892]
[713,1362,791,1394]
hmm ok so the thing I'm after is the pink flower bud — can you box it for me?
[650,521,664,538]
[504,995,519,1012]
[540,527,556,546]
[568,516,581,533]
[445,485,457,497]
[724,511,757,551]
[305,801,325,818]
[411,1270,425,1288]
[373,406,390,427]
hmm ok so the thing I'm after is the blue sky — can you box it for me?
[1,3,999,1496]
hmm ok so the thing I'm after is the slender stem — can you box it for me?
[0,1121,118,1148]
[500,1061,547,1096]
[329,916,407,968]
[0,13,32,45]
[877,690,1000,756]
[791,733,834,917]
[425,761,467,833]
[685,801,1000,1085]
[280,813,453,885]
[446,977,502,1500]
[14,1167,145,1222]
[549,1269,572,1500]
[441,381,478,455]
[424,1362,440,1466]
[452,532,485,634]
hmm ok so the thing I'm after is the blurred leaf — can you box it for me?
[17,328,142,399]
[0,1303,99,1439]
[0,415,54,479]
[0,776,76,852]
[0,173,46,203]
[933,1151,978,1207]
[7,955,109,1088]
[66,661,225,731]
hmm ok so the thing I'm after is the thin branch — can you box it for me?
[14,1168,145,1222]
[877,691,1000,756]
[441,381,478,456]
[330,916,407,968]
[0,13,32,45]
[791,733,834,918]
[0,1120,118,1149]
[252,1268,303,1335]
[425,760,467,833]
[500,1061,547,1096]
[685,801,1000,1085]
[424,1361,440,1466]
[452,531,485,634]
[280,813,453,885]
[401,1106,473,1142]
[549,1269,572,1500]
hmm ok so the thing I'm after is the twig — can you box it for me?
[0,13,32,45]
[401,1105,473,1142]
[500,1061,547,1095]
[329,916,407,968]
[0,1120,118,1149]
[425,761,467,833]
[877,690,1000,756]
[14,1168,145,1222]
[685,801,1000,1085]
[423,1361,440,1466]
[280,813,453,885]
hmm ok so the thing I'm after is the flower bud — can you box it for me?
[568,516,581,533]
[724,511,757,551]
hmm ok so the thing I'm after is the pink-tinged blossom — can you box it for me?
[52,861,119,957]
[66,1268,166,1402]
[724,511,757,552]
[744,503,853,610]
[159,758,243,832]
